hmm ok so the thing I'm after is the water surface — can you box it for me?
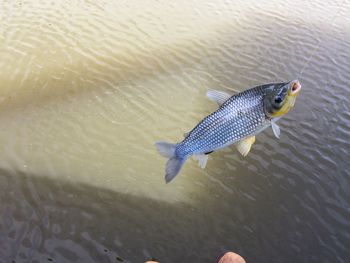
[0,0,349,262]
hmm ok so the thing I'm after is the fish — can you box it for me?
[155,80,302,183]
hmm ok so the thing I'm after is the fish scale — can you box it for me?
[177,86,268,157]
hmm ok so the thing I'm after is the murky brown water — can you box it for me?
[0,0,350,262]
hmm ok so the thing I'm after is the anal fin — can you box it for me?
[236,136,256,157]
[192,154,209,169]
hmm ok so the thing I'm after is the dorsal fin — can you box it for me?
[206,90,231,106]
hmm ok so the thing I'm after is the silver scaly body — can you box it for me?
[156,80,301,183]
[177,86,269,158]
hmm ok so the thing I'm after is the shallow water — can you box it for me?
[0,0,350,262]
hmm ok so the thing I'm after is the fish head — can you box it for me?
[263,80,301,118]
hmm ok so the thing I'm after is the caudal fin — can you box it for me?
[155,141,186,183]
[155,141,176,158]
[164,157,185,183]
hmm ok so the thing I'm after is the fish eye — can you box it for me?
[274,97,282,104]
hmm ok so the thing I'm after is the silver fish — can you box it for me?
[156,80,302,183]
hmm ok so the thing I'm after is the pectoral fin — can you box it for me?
[192,154,208,169]
[236,136,256,157]
[271,118,281,139]
[206,90,231,106]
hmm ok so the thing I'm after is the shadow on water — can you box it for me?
[0,29,215,113]
[0,7,347,114]
[0,169,247,263]
[0,6,335,112]
[1,163,349,263]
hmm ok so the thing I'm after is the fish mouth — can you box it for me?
[290,80,301,95]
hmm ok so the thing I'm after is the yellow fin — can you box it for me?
[236,136,256,157]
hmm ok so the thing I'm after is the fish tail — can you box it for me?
[155,141,187,183]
